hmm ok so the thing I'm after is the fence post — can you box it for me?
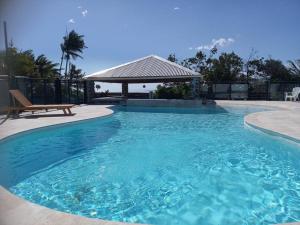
[76,80,79,104]
[43,79,47,104]
[55,78,62,104]
[207,82,213,99]
[30,79,33,101]
[247,81,250,100]
[83,80,87,104]
[68,80,71,103]
[229,83,232,100]
[266,81,269,101]
[13,76,18,89]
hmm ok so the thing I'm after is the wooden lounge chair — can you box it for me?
[9,89,75,115]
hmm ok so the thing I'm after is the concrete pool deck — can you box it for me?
[0,105,114,140]
[0,101,300,225]
[216,100,300,142]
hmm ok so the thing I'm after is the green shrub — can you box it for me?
[154,83,191,99]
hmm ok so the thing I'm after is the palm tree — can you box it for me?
[68,63,84,80]
[288,59,300,77]
[59,30,87,77]
[58,43,65,76]
[35,54,59,78]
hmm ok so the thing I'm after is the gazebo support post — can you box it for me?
[122,82,128,98]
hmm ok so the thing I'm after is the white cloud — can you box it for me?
[68,18,75,24]
[77,6,82,9]
[82,9,88,17]
[196,37,235,50]
[188,47,193,50]
[174,7,180,10]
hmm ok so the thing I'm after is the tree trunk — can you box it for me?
[64,56,69,77]
[59,50,64,76]
[69,62,73,81]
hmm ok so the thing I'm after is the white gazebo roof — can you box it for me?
[84,55,201,83]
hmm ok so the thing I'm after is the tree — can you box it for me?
[154,83,191,99]
[262,59,291,81]
[246,57,265,80]
[206,52,243,82]
[287,59,300,78]
[181,52,204,72]
[167,53,177,63]
[59,30,87,77]
[245,57,292,81]
[0,47,59,79]
[0,47,35,77]
[95,84,101,91]
[167,49,295,83]
[244,49,263,81]
[180,49,217,79]
[67,63,85,80]
[35,54,59,78]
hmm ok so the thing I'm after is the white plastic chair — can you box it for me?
[285,87,300,101]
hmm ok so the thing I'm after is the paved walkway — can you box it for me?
[0,101,300,225]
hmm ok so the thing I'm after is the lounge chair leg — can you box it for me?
[6,108,11,119]
[67,108,72,115]
[14,109,20,118]
[63,109,67,115]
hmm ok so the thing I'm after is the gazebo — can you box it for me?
[84,55,201,98]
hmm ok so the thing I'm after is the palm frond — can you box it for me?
[288,60,300,76]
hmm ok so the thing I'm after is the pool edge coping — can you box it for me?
[217,100,300,142]
[244,118,300,144]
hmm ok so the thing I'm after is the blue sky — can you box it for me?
[0,0,299,91]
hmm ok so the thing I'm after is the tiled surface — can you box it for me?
[1,101,300,225]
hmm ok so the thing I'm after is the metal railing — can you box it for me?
[9,77,88,104]
[2,76,300,109]
[201,81,300,101]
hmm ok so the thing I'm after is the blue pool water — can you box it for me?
[0,106,300,225]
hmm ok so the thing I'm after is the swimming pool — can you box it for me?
[0,106,300,225]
